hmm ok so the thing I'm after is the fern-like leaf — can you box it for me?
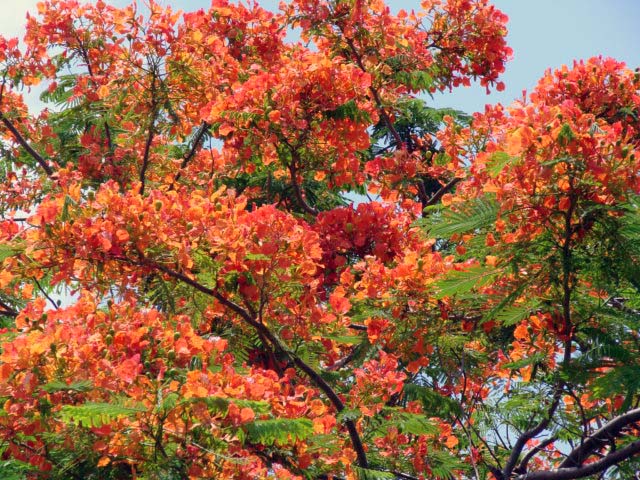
[59,401,145,428]
[420,196,499,239]
[433,266,497,299]
[243,418,313,446]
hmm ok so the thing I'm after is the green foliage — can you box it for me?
[243,418,314,446]
[42,379,94,393]
[486,151,517,177]
[432,265,498,299]
[371,98,469,154]
[324,100,372,124]
[403,384,462,417]
[419,196,499,238]
[59,401,145,428]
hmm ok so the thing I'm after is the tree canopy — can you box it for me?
[0,1,639,479]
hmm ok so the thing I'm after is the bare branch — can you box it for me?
[33,277,59,310]
[139,63,160,196]
[0,298,17,317]
[180,121,210,171]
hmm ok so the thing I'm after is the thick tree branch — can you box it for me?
[519,440,640,480]
[0,113,53,176]
[147,261,369,468]
[0,298,17,317]
[503,390,562,478]
[559,408,640,469]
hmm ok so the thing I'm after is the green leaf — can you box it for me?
[244,418,313,446]
[403,384,462,417]
[325,333,364,345]
[491,304,538,327]
[503,352,546,370]
[428,449,468,479]
[59,401,145,428]
[557,122,577,146]
[188,396,271,417]
[337,408,362,423]
[42,379,93,393]
[487,151,516,177]
[0,244,20,263]
[419,197,499,238]
[244,253,271,261]
[432,266,497,299]
[391,412,439,436]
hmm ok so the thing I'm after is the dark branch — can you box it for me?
[0,113,53,176]
[519,440,640,480]
[503,390,562,478]
[139,110,157,195]
[170,121,211,189]
[147,260,369,468]
[288,152,319,216]
[139,66,159,196]
[516,436,558,475]
[179,121,210,171]
[33,277,59,310]
[425,177,461,208]
[347,323,367,331]
[342,37,404,148]
[0,298,17,317]
[559,408,640,469]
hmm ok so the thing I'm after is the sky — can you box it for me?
[0,0,639,115]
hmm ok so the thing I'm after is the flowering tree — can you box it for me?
[0,1,638,479]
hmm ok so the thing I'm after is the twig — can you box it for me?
[33,277,59,310]
[425,177,461,208]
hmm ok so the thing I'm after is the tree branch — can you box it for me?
[0,113,53,176]
[519,440,640,480]
[342,37,403,148]
[425,177,461,208]
[503,390,562,478]
[147,260,369,468]
[559,408,640,469]
[139,64,160,196]
[288,152,318,216]
[170,121,211,188]
[33,277,58,310]
[180,121,210,171]
[515,436,558,475]
[0,298,17,317]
